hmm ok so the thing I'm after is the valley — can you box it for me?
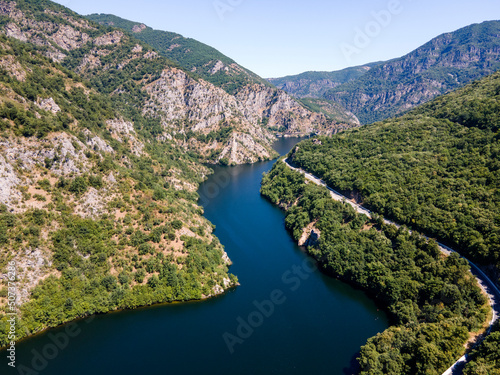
[0,1,499,374]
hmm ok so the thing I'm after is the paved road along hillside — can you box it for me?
[283,157,500,375]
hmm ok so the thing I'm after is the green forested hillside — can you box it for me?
[0,10,235,347]
[464,323,500,374]
[85,13,270,94]
[261,161,489,374]
[287,71,500,282]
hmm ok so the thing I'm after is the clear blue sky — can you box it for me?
[53,0,500,78]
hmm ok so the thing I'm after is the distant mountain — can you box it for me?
[86,13,271,95]
[324,20,500,124]
[266,65,383,126]
[267,63,380,99]
[85,14,364,130]
[297,97,360,126]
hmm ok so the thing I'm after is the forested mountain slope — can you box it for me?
[0,29,237,347]
[86,13,270,94]
[325,20,500,124]
[261,161,490,375]
[85,13,352,145]
[0,0,345,166]
[288,70,500,284]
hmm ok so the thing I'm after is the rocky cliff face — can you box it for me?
[143,68,277,164]
[0,8,236,343]
[235,84,336,136]
[0,1,348,165]
[267,65,376,126]
[143,69,340,164]
[325,21,500,124]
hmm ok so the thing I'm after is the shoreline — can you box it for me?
[280,157,500,374]
[0,283,237,352]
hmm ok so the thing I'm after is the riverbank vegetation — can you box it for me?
[261,161,490,374]
[0,29,235,347]
[287,71,500,285]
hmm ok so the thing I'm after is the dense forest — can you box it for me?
[0,14,235,347]
[261,160,490,374]
[85,13,270,95]
[463,322,500,374]
[287,71,500,284]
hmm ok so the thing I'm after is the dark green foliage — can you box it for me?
[464,324,500,374]
[414,73,500,132]
[68,176,88,195]
[0,34,117,138]
[261,160,489,374]
[51,217,114,271]
[85,13,271,94]
[137,243,153,256]
[288,71,500,276]
[171,219,183,230]
[87,175,103,189]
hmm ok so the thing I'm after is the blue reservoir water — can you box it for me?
[2,137,387,375]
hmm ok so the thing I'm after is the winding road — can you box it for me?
[283,157,500,375]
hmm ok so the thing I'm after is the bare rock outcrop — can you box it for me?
[36,97,61,114]
[132,24,147,33]
[143,67,337,164]
[0,153,21,208]
[82,129,115,154]
[0,54,28,81]
[106,118,144,156]
[94,30,123,46]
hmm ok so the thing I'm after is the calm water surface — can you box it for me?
[2,137,388,375]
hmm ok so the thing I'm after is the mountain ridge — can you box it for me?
[267,62,382,99]
[270,20,500,125]
[0,0,348,166]
[85,13,271,95]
